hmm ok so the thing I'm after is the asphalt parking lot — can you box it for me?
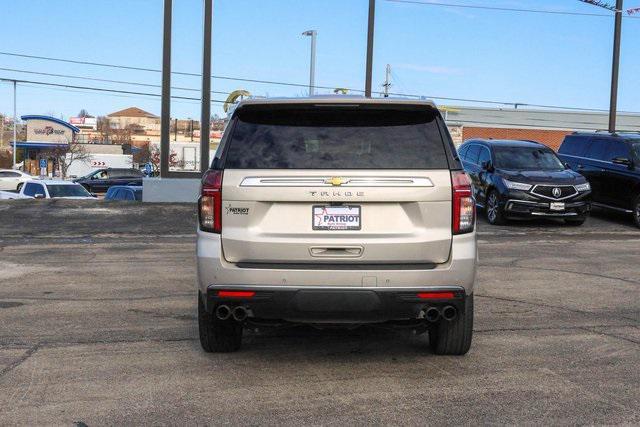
[0,200,638,425]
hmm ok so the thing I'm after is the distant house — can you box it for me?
[107,107,160,133]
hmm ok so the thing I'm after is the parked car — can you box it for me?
[73,168,144,193]
[458,139,591,225]
[558,132,640,228]
[0,180,96,200]
[105,185,142,201]
[197,97,476,355]
[0,169,33,191]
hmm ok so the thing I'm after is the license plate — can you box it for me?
[550,202,565,211]
[313,205,361,230]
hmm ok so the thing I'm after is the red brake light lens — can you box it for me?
[199,169,223,233]
[417,292,456,299]
[217,290,255,298]
[452,171,475,235]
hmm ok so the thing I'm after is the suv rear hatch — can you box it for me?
[217,102,454,266]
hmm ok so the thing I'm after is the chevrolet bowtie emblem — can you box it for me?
[327,177,347,186]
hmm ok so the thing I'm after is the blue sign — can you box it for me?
[144,162,153,175]
[39,159,47,169]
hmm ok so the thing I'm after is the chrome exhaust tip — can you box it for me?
[215,304,231,320]
[232,306,248,322]
[425,307,441,322]
[442,305,457,321]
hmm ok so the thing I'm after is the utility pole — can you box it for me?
[364,0,376,97]
[302,30,317,96]
[200,0,212,174]
[608,0,623,133]
[160,0,172,178]
[13,81,17,169]
[382,64,391,97]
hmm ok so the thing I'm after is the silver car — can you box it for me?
[196,97,477,355]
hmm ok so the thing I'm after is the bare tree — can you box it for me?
[78,109,92,118]
[41,136,92,179]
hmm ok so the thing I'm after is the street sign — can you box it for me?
[145,162,153,175]
[39,159,47,169]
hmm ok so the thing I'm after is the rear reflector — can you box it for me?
[217,290,256,298]
[417,292,455,299]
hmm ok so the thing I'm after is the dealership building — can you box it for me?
[11,115,80,175]
[444,106,640,149]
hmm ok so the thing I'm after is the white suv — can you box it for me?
[196,97,477,355]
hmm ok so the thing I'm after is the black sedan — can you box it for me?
[458,139,592,225]
[73,168,144,193]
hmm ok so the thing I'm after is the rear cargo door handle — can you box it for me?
[309,246,363,257]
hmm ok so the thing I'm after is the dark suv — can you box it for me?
[558,132,640,228]
[74,168,144,193]
[459,139,592,225]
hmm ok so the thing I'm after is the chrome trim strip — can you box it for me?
[240,176,434,187]
[592,202,633,213]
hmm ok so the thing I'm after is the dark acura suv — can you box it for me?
[558,132,640,228]
[73,168,144,193]
[458,139,591,225]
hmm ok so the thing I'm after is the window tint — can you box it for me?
[606,140,630,161]
[457,145,469,160]
[111,169,143,178]
[46,185,91,198]
[630,142,640,164]
[465,145,481,166]
[478,147,491,166]
[494,147,564,171]
[0,171,20,178]
[558,136,588,156]
[23,183,44,197]
[584,139,608,161]
[224,107,449,169]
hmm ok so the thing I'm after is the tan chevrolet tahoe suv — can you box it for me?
[197,97,477,355]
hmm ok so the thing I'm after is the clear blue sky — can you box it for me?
[0,0,639,120]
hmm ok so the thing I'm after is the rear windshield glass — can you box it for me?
[47,185,91,198]
[494,147,564,171]
[223,107,448,169]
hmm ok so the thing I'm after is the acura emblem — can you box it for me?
[552,187,562,198]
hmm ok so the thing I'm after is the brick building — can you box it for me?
[443,106,640,150]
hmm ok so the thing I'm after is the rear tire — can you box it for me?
[633,195,640,229]
[198,292,243,353]
[565,216,586,226]
[429,294,474,355]
[486,191,506,225]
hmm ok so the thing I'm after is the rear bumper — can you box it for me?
[197,229,477,297]
[204,285,467,323]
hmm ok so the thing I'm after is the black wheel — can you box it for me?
[198,292,243,353]
[486,191,506,225]
[565,216,586,226]
[633,195,640,229]
[429,294,474,355]
[16,183,23,191]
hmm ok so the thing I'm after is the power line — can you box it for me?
[0,67,231,96]
[1,51,637,113]
[0,77,229,104]
[385,0,640,19]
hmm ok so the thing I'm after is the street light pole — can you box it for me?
[608,0,623,133]
[160,0,172,178]
[302,30,317,96]
[364,0,376,97]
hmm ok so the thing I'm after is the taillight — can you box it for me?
[417,291,455,299]
[199,169,223,233]
[451,170,475,235]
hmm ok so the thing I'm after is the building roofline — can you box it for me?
[20,115,81,133]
